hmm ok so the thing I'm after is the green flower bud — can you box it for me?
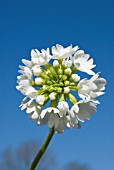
[57,87,62,93]
[67,93,77,104]
[62,75,67,81]
[47,86,55,92]
[64,80,70,86]
[59,93,65,101]
[59,75,62,79]
[49,92,57,100]
[59,82,64,87]
[58,68,63,75]
[47,80,53,85]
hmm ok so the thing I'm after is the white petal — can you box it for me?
[72,46,79,54]
[71,104,79,115]
[26,106,35,114]
[25,86,37,98]
[40,109,47,119]
[48,114,55,128]
[76,101,97,122]
[74,50,84,58]
[55,118,65,133]
[32,65,42,76]
[58,101,69,116]
[31,111,39,119]
[22,59,33,68]
[54,115,60,128]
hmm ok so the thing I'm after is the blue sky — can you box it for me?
[0,0,114,170]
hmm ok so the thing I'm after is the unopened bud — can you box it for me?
[49,92,56,100]
[32,66,42,76]
[36,95,45,105]
[62,75,67,81]
[68,93,77,104]
[64,80,70,86]
[58,68,63,75]
[59,82,64,87]
[47,86,55,92]
[47,80,52,85]
[43,85,47,89]
[57,101,69,115]
[57,87,62,93]
[71,74,80,82]
[65,68,72,75]
[64,87,70,94]
[53,60,59,67]
[62,59,72,68]
[35,77,43,85]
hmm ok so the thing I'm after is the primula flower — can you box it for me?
[16,44,107,170]
[40,102,71,133]
[78,73,106,102]
[31,48,51,65]
[16,44,106,134]
[70,100,96,123]
[72,50,96,75]
[52,44,78,59]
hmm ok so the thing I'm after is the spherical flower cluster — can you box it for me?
[16,44,106,133]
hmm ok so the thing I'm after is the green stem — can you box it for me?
[29,127,55,170]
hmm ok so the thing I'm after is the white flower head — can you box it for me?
[16,44,106,133]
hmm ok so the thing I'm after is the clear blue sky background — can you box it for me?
[0,0,114,170]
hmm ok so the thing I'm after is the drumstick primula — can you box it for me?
[16,44,106,170]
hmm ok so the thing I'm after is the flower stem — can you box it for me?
[29,127,55,170]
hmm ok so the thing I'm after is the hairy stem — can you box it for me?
[29,127,55,170]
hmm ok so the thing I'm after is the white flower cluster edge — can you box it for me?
[16,44,106,133]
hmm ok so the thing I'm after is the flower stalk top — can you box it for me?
[16,44,106,133]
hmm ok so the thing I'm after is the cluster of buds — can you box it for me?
[16,44,106,133]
